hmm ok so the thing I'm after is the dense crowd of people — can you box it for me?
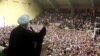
[0,26,15,47]
[45,25,100,56]
[33,8,95,31]
[0,24,100,56]
[0,9,100,56]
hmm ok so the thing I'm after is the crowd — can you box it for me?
[0,26,15,47]
[33,8,95,31]
[45,25,100,56]
[0,9,100,56]
[0,24,100,56]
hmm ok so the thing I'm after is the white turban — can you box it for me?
[17,15,30,25]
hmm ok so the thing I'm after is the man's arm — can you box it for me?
[39,26,46,38]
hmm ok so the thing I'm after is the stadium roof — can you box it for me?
[33,0,100,9]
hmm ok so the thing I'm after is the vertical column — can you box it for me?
[67,0,74,16]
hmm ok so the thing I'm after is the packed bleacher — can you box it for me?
[0,8,100,56]
[0,26,15,47]
[0,25,100,56]
[33,8,95,31]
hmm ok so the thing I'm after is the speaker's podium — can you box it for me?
[93,17,100,46]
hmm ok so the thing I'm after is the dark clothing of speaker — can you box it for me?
[5,25,46,56]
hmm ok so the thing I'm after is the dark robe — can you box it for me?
[5,25,46,56]
[33,27,46,56]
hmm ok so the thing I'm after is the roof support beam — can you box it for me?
[66,0,73,9]
[91,0,95,9]
[32,0,44,9]
[91,0,95,17]
[47,0,59,8]
[47,0,56,8]
[66,0,74,15]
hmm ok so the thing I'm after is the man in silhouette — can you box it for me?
[3,15,46,56]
